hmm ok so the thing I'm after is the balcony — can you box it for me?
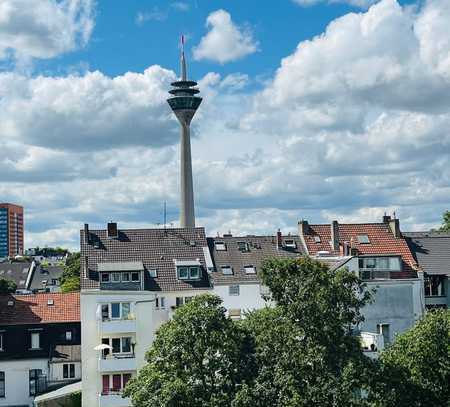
[98,354,136,373]
[359,269,391,280]
[99,393,131,407]
[360,332,384,359]
[101,318,136,334]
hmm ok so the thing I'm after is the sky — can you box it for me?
[0,0,449,250]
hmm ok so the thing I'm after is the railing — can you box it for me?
[359,269,391,280]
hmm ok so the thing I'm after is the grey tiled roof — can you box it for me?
[208,235,303,285]
[0,262,31,289]
[404,232,450,276]
[80,227,211,291]
[29,265,64,291]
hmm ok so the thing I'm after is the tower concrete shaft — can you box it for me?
[167,37,202,228]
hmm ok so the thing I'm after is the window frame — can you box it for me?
[0,333,3,351]
[189,266,200,279]
[131,272,140,282]
[29,369,42,396]
[30,332,40,350]
[65,331,72,342]
[221,265,233,275]
[101,273,110,283]
[214,241,226,251]
[237,241,249,252]
[63,363,76,379]
[244,265,256,274]
[121,272,130,282]
[178,267,189,280]
[229,285,240,296]
[0,371,4,398]
[111,272,121,283]
[357,234,370,244]
[284,239,296,248]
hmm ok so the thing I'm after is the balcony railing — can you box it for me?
[360,332,384,356]
[359,269,391,280]
[98,354,137,372]
[100,318,136,334]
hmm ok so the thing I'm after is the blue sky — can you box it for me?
[0,0,448,249]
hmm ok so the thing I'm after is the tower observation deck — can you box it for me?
[167,36,202,228]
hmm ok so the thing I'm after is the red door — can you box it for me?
[102,375,109,395]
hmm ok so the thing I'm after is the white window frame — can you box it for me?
[65,331,72,341]
[63,363,75,379]
[357,234,370,244]
[131,272,140,282]
[155,297,165,309]
[284,239,296,248]
[111,272,121,283]
[237,241,249,252]
[100,273,110,283]
[30,332,40,350]
[214,241,226,251]
[244,265,256,274]
[121,272,130,282]
[111,336,133,355]
[221,265,233,275]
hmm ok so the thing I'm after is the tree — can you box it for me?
[369,309,450,407]
[438,210,450,232]
[123,294,256,407]
[238,257,375,407]
[60,252,80,292]
[0,278,17,294]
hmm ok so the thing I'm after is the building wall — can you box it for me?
[0,358,47,407]
[48,361,82,383]
[0,203,24,258]
[81,290,157,407]
[213,283,268,314]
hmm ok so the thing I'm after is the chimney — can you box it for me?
[298,220,310,236]
[276,229,283,250]
[388,218,401,238]
[84,223,90,244]
[331,220,339,252]
[84,256,89,279]
[382,214,391,224]
[342,241,350,256]
[107,222,118,239]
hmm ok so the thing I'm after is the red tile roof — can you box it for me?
[0,292,80,325]
[302,223,418,277]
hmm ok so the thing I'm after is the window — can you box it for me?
[244,265,256,274]
[112,374,121,391]
[101,273,110,282]
[155,297,165,309]
[111,337,132,354]
[149,269,157,278]
[424,275,446,297]
[0,333,3,351]
[237,241,249,252]
[313,235,321,243]
[214,241,226,251]
[176,297,184,307]
[102,338,110,357]
[178,267,189,279]
[0,371,4,397]
[31,332,40,349]
[29,369,42,396]
[189,267,200,279]
[284,239,296,249]
[102,374,131,395]
[229,285,240,296]
[377,324,390,345]
[63,363,75,379]
[111,303,120,319]
[112,338,121,353]
[122,337,131,353]
[358,256,401,271]
[65,331,72,341]
[112,272,121,282]
[131,272,140,282]
[122,303,131,319]
[221,265,233,275]
[101,304,109,320]
[357,234,370,244]
[122,272,130,282]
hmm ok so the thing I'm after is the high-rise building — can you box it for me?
[167,36,202,228]
[0,203,24,258]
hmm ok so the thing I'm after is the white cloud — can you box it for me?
[193,9,258,64]
[171,2,190,12]
[293,0,379,8]
[0,0,95,60]
[135,8,167,25]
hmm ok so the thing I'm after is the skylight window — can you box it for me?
[357,235,370,244]
[284,239,296,248]
[237,241,249,252]
[244,265,256,274]
[221,265,233,275]
[214,241,226,251]
[313,235,321,243]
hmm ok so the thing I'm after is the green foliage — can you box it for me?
[438,210,450,232]
[369,309,450,407]
[0,278,17,293]
[123,294,256,407]
[237,257,375,407]
[60,252,81,292]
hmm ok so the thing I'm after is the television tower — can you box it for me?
[167,36,202,228]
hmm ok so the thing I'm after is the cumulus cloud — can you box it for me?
[193,9,258,64]
[0,66,177,152]
[135,8,168,25]
[0,0,95,60]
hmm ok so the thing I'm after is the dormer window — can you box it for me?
[357,235,370,244]
[313,235,321,243]
[284,239,296,249]
[175,261,201,281]
[131,272,140,282]
[221,265,233,275]
[244,265,256,274]
[215,241,226,251]
[237,241,249,252]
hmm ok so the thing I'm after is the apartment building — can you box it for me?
[0,292,81,407]
[0,203,24,259]
[80,223,212,407]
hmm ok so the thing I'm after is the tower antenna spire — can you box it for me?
[181,35,187,81]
